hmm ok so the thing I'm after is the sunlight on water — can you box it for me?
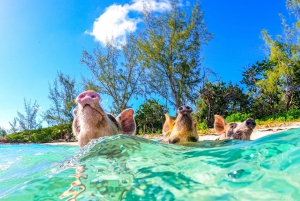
[1,129,300,201]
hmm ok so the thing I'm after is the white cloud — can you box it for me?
[86,0,171,47]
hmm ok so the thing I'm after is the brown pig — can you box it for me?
[72,90,136,147]
[166,105,199,144]
[214,115,256,140]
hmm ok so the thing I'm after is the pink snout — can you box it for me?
[76,90,100,106]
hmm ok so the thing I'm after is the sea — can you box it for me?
[1,129,300,201]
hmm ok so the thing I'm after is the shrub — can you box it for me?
[225,113,253,123]
[6,132,28,143]
[260,109,300,122]
[197,122,210,134]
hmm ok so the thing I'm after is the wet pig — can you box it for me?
[72,90,136,147]
[214,115,256,140]
[166,105,199,144]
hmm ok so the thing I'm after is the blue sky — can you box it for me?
[0,0,289,130]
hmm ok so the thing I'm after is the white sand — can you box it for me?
[44,141,78,146]
[43,122,300,146]
[199,122,300,141]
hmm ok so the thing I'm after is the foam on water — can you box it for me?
[1,129,300,201]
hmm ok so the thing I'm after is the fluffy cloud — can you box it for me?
[86,0,171,47]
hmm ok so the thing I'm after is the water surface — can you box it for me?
[1,129,300,200]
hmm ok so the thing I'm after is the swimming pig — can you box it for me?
[72,90,136,147]
[214,115,256,140]
[164,105,199,144]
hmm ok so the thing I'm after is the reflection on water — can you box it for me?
[1,129,300,200]
[60,165,87,201]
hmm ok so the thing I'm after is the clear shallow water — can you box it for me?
[1,129,300,201]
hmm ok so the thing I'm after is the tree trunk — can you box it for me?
[206,99,213,127]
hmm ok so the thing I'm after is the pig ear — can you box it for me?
[163,114,172,135]
[193,121,198,130]
[165,114,175,129]
[214,115,226,134]
[116,109,136,135]
[165,113,173,121]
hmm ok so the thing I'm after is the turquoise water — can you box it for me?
[1,129,300,201]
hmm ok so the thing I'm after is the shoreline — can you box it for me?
[3,122,300,146]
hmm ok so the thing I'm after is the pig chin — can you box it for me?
[231,129,252,140]
[80,105,105,125]
[176,114,193,131]
[82,104,105,116]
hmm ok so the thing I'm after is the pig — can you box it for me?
[214,115,256,140]
[165,105,199,144]
[162,113,175,136]
[72,90,136,147]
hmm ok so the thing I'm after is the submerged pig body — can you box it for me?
[164,105,199,144]
[73,90,136,147]
[214,115,256,140]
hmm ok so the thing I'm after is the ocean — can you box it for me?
[1,129,300,200]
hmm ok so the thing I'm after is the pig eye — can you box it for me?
[229,123,237,129]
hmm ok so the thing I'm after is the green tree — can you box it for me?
[43,72,78,139]
[0,127,6,138]
[135,99,169,134]
[81,35,145,114]
[241,59,284,117]
[258,0,300,111]
[195,81,249,127]
[9,117,19,133]
[261,31,300,111]
[241,59,274,95]
[136,0,213,109]
[286,0,300,24]
[17,99,42,141]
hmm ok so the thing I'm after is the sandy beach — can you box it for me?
[43,122,300,146]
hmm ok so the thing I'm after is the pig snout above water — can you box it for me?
[72,90,136,147]
[166,105,199,144]
[214,115,256,140]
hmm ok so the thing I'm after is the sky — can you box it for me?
[0,0,290,130]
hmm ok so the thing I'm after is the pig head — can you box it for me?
[72,90,136,147]
[165,105,199,144]
[214,115,256,140]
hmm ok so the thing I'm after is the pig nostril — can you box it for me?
[178,106,183,111]
[91,95,95,98]
[186,106,190,110]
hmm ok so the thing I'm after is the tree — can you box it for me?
[0,127,6,138]
[241,59,274,95]
[43,72,78,139]
[81,35,145,114]
[17,99,42,141]
[195,81,250,127]
[135,99,169,134]
[258,0,300,111]
[136,0,213,109]
[286,0,300,23]
[9,117,19,133]
[261,31,300,111]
